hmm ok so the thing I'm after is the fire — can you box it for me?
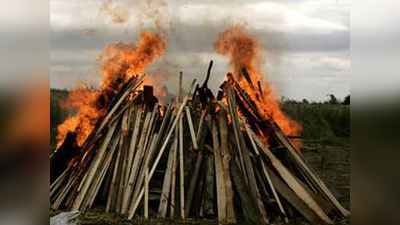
[214,25,302,137]
[56,31,167,148]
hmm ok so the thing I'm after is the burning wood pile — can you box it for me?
[50,62,349,224]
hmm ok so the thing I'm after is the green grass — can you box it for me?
[282,102,350,143]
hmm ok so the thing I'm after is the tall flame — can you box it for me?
[214,25,302,137]
[56,31,167,148]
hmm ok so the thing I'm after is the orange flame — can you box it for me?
[56,31,167,148]
[214,25,302,137]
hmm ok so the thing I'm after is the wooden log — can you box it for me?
[218,108,236,223]
[185,107,199,150]
[212,120,227,222]
[71,122,118,211]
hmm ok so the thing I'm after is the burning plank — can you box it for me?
[51,66,348,224]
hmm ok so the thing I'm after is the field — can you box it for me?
[50,90,350,224]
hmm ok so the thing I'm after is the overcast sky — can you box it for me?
[49,0,350,101]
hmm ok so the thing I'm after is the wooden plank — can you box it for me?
[85,131,121,210]
[127,80,197,219]
[144,167,149,219]
[226,84,269,223]
[267,168,322,224]
[185,151,203,218]
[251,131,333,224]
[121,111,151,213]
[178,115,186,219]
[218,108,236,223]
[106,135,122,212]
[170,127,179,218]
[203,153,215,217]
[244,124,289,223]
[97,74,145,134]
[71,122,117,211]
[273,126,350,217]
[185,107,199,150]
[212,120,227,222]
[158,138,176,218]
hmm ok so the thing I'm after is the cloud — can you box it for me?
[49,0,350,100]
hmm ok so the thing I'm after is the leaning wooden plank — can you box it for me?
[267,167,322,224]
[229,157,263,224]
[226,83,269,223]
[144,167,149,219]
[158,138,176,218]
[170,127,179,218]
[178,115,186,219]
[71,122,118,211]
[85,131,121,210]
[218,108,236,223]
[251,132,333,224]
[212,120,227,222]
[185,107,198,150]
[203,153,215,217]
[273,125,350,217]
[121,111,152,214]
[125,104,142,185]
[185,151,204,218]
[97,74,145,134]
[127,79,197,219]
[244,124,289,223]
[106,135,122,213]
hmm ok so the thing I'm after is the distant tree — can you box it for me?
[327,94,340,105]
[302,99,310,104]
[343,95,350,105]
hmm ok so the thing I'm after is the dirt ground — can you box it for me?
[50,138,350,225]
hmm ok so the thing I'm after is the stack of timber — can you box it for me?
[50,62,350,224]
